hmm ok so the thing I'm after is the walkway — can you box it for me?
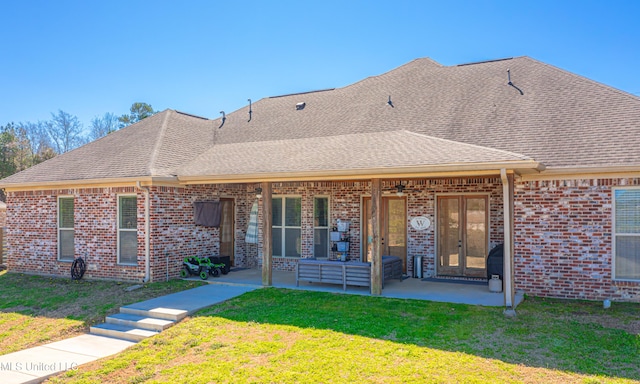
[0,284,257,384]
[207,268,523,307]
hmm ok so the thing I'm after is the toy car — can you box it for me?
[179,256,226,280]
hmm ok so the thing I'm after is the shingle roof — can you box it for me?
[2,56,639,187]
[210,56,640,168]
[177,130,539,181]
[0,110,215,185]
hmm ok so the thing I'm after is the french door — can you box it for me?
[437,195,488,278]
[363,197,407,272]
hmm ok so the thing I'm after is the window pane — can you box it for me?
[119,196,137,229]
[615,236,640,279]
[59,198,74,229]
[465,198,486,267]
[59,230,74,261]
[119,231,138,264]
[438,198,460,267]
[272,198,282,227]
[615,190,640,234]
[285,198,301,226]
[314,197,328,227]
[285,228,301,257]
[314,228,328,258]
[272,228,282,256]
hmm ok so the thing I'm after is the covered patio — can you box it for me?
[178,130,544,311]
[192,268,525,307]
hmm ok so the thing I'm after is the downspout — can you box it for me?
[500,169,516,316]
[136,181,151,283]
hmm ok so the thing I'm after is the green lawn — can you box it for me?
[0,271,205,354]
[49,288,640,384]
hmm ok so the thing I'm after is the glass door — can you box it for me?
[219,198,235,266]
[363,197,407,272]
[437,195,488,277]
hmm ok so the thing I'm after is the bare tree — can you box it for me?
[89,112,119,141]
[46,110,86,153]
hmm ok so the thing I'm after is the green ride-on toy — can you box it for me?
[179,256,227,280]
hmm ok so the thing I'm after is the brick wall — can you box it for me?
[6,187,144,281]
[254,178,504,276]
[514,178,640,302]
[6,184,255,282]
[5,178,504,281]
[408,177,504,277]
[9,176,636,302]
[259,181,370,271]
[0,204,6,265]
[148,184,253,281]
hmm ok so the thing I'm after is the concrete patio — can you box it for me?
[198,267,524,307]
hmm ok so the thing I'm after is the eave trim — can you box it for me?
[1,176,180,192]
[521,165,640,181]
[178,161,543,185]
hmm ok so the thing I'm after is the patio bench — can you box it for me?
[296,256,403,292]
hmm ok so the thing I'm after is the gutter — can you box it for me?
[136,181,151,283]
[178,160,544,185]
[0,176,180,192]
[521,164,640,181]
[500,169,516,315]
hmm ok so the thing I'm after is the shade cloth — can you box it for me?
[245,201,259,244]
[193,201,221,227]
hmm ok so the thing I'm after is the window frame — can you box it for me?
[612,187,640,281]
[272,195,302,258]
[57,196,75,262]
[117,194,138,265]
[313,196,330,259]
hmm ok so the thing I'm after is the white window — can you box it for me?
[314,197,329,258]
[613,188,640,280]
[58,197,74,261]
[118,195,138,264]
[272,197,301,257]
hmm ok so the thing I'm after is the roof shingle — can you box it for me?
[2,56,639,187]
[177,130,539,180]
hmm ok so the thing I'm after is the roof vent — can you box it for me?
[296,102,306,110]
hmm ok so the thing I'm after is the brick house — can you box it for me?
[0,201,5,265]
[1,56,639,306]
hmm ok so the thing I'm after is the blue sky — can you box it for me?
[1,0,639,130]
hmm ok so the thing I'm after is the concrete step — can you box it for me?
[105,313,175,332]
[119,306,189,322]
[90,323,159,342]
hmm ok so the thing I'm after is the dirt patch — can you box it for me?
[569,313,640,335]
[0,305,32,313]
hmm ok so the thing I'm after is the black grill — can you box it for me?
[486,244,504,280]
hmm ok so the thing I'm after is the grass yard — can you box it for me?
[49,288,639,384]
[0,270,205,355]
